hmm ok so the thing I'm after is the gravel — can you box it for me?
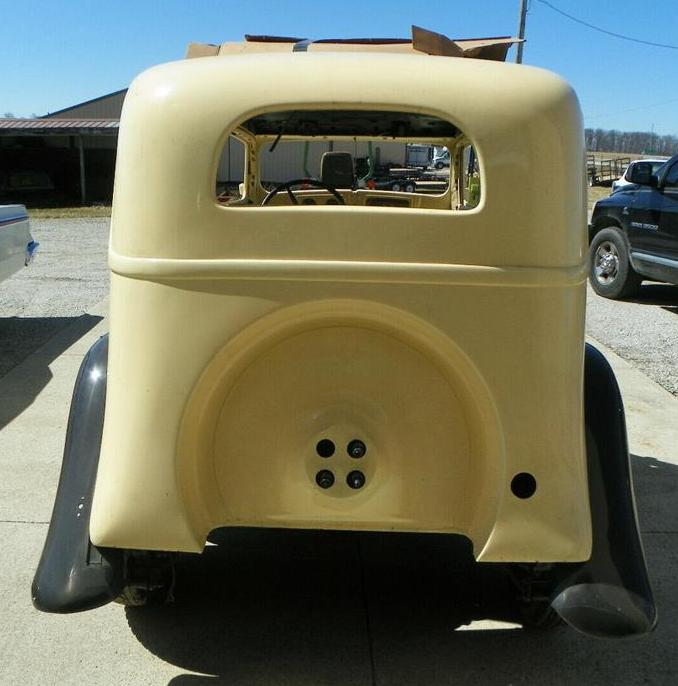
[0,218,110,377]
[0,217,110,317]
[1,217,677,396]
[587,282,678,396]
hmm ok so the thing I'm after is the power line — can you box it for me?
[536,0,678,50]
[585,97,678,122]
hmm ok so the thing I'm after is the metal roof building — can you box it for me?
[0,119,119,132]
[44,89,127,120]
[0,90,125,206]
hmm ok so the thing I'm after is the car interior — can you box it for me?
[215,109,480,211]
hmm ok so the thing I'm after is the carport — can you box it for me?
[0,118,119,206]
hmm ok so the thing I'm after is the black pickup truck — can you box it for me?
[588,153,678,299]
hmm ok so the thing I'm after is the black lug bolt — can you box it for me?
[347,470,366,490]
[316,469,335,489]
[347,439,366,459]
[316,439,335,458]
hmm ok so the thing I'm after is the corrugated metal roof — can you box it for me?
[0,118,119,131]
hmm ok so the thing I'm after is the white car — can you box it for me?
[611,158,667,194]
[0,204,38,283]
[431,148,450,169]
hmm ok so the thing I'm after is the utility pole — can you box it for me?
[515,0,528,63]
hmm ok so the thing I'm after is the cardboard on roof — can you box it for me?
[186,25,522,62]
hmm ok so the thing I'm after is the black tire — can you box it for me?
[435,161,444,170]
[404,181,416,193]
[390,181,402,192]
[589,227,642,299]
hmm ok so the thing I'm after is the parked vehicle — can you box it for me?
[405,144,433,169]
[33,29,655,639]
[586,154,630,187]
[589,154,678,298]
[0,204,38,284]
[431,147,450,169]
[611,158,667,194]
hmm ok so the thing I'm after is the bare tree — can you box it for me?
[586,128,678,156]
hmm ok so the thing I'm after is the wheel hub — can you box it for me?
[594,242,619,284]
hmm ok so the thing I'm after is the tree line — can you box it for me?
[586,128,678,156]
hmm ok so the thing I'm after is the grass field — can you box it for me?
[588,186,610,212]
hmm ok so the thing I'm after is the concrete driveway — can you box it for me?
[1,302,677,685]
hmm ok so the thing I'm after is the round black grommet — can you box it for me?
[511,472,537,499]
[347,439,366,459]
[316,470,335,489]
[316,439,335,458]
[347,470,366,489]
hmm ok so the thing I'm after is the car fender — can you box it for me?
[32,335,125,613]
[550,343,657,637]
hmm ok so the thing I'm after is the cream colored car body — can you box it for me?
[91,50,589,564]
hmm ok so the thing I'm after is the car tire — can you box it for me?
[589,227,641,299]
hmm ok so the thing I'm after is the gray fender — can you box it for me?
[550,343,657,637]
[32,335,125,613]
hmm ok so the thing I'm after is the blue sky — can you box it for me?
[1,0,677,135]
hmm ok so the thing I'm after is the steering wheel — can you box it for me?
[261,178,346,206]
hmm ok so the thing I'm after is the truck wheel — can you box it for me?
[589,227,641,299]
[404,181,416,193]
[390,181,402,192]
[435,161,444,170]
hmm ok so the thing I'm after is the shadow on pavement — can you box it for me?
[0,314,102,429]
[625,282,678,308]
[125,454,678,686]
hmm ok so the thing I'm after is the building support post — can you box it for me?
[78,135,87,206]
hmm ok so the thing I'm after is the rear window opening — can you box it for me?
[215,109,481,211]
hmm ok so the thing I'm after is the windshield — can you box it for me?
[650,161,667,175]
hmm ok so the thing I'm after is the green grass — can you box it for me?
[29,206,112,219]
